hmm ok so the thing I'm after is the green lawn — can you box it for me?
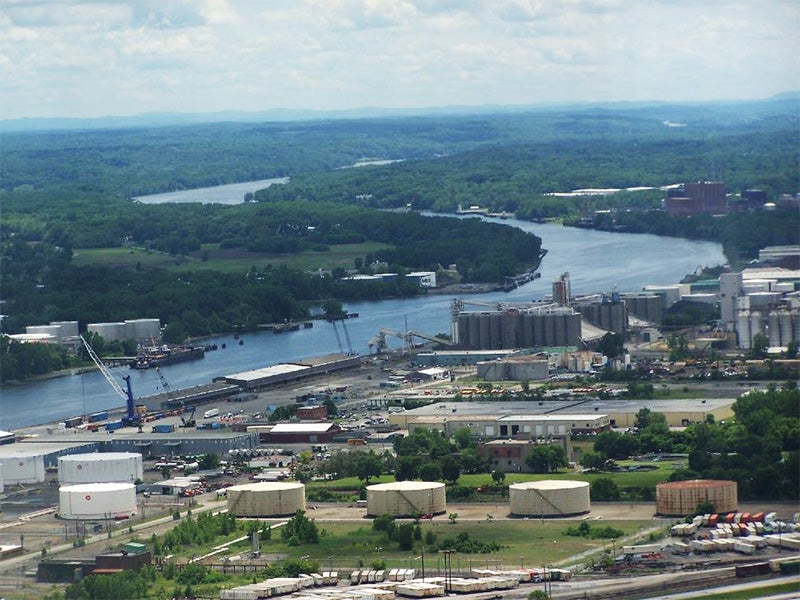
[265,520,651,571]
[71,242,393,273]
[313,460,675,493]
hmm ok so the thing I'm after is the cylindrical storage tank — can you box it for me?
[656,480,738,516]
[59,483,137,520]
[366,481,446,517]
[737,311,751,349]
[768,312,781,347]
[227,482,305,517]
[509,480,590,517]
[58,452,143,484]
[0,454,46,484]
[779,312,793,347]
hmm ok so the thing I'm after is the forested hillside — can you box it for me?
[1,98,797,372]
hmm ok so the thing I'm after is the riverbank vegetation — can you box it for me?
[2,99,797,380]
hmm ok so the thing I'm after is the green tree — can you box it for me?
[597,332,625,358]
[750,333,769,359]
[591,477,621,501]
[355,452,383,484]
[525,445,568,474]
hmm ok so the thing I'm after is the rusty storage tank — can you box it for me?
[366,481,446,517]
[226,481,305,517]
[656,479,738,516]
[509,480,590,517]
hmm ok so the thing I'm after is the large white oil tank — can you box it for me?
[0,453,46,485]
[58,452,143,484]
[87,322,126,342]
[366,481,446,517]
[226,481,305,517]
[59,483,137,520]
[509,480,590,517]
[124,318,161,341]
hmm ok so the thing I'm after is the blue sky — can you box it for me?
[1,0,798,119]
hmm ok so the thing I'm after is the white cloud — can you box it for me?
[0,0,797,118]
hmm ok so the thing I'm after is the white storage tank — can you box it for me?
[226,481,305,517]
[59,483,137,520]
[0,453,46,485]
[366,481,446,517]
[58,452,143,484]
[87,322,127,342]
[509,480,590,517]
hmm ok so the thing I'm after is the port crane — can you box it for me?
[80,335,141,428]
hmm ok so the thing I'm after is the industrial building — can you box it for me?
[140,381,242,412]
[453,305,582,349]
[476,355,549,381]
[478,438,570,474]
[415,349,521,367]
[719,268,800,349]
[216,354,361,392]
[256,423,341,444]
[390,399,734,432]
[574,293,628,335]
[399,411,609,439]
[665,181,727,215]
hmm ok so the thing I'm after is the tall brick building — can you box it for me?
[665,181,727,215]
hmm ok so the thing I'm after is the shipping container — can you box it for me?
[88,412,109,423]
[709,514,719,526]
[105,421,124,432]
[152,424,175,434]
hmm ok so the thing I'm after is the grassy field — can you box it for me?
[255,520,651,571]
[313,460,676,493]
[71,243,393,273]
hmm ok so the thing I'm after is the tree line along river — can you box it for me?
[0,216,725,431]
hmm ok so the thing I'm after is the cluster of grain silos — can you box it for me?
[58,452,143,484]
[226,482,306,517]
[737,309,799,350]
[455,307,580,350]
[509,481,590,517]
[656,480,738,516]
[366,481,446,517]
[0,453,46,485]
[59,483,137,520]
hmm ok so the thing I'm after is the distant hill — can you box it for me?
[2,94,797,133]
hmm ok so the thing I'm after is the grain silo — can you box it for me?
[59,452,143,484]
[366,481,446,517]
[59,483,137,520]
[656,480,738,516]
[509,480,590,517]
[226,481,305,517]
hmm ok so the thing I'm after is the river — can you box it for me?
[0,217,725,431]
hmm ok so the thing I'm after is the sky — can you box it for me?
[1,0,798,120]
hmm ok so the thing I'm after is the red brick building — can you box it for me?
[665,181,727,215]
